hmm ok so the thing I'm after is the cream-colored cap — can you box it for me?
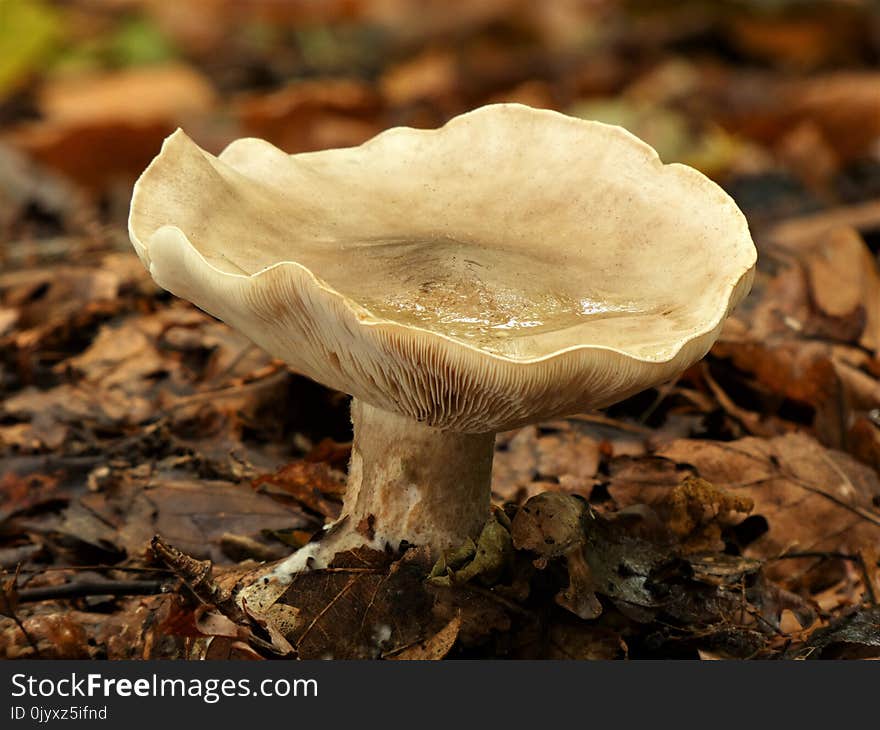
[129,104,756,432]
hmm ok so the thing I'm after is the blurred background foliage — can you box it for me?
[2,1,880,660]
[0,0,878,225]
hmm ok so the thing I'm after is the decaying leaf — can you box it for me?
[387,613,461,660]
[657,434,880,565]
[272,548,434,659]
[235,79,382,153]
[430,514,513,586]
[252,460,345,519]
[790,606,880,659]
[4,64,217,193]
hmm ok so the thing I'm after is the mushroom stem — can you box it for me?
[239,400,494,609]
[340,398,495,554]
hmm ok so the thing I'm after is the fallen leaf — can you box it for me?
[540,622,626,660]
[380,48,458,106]
[5,64,217,193]
[275,548,436,659]
[235,79,382,153]
[252,460,345,519]
[37,64,215,125]
[656,434,880,561]
[74,477,313,563]
[387,613,461,660]
[800,227,880,354]
[790,606,880,659]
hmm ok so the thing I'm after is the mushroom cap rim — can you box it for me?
[128,103,757,368]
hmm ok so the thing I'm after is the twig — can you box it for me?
[638,376,680,424]
[742,604,787,637]
[15,579,168,605]
[459,584,533,617]
[858,549,879,606]
[205,344,258,385]
[2,565,40,657]
[701,362,774,437]
[768,199,880,247]
[162,369,287,414]
[769,551,859,562]
[568,412,654,435]
[21,565,174,574]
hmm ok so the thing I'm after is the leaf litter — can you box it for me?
[2,0,880,660]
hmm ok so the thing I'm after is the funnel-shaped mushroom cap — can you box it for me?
[129,104,755,432]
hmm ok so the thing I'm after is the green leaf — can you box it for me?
[0,0,60,97]
[108,16,176,67]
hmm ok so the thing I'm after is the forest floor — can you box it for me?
[1,0,879,659]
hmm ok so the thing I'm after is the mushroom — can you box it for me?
[129,103,756,580]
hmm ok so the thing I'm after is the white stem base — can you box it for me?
[238,399,495,608]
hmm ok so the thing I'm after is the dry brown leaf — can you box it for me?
[492,423,601,503]
[37,64,216,125]
[387,613,461,660]
[724,72,880,161]
[0,596,182,660]
[193,604,242,639]
[1,266,120,325]
[653,434,880,564]
[787,73,880,161]
[0,470,65,525]
[4,65,217,194]
[776,121,839,192]
[4,384,154,428]
[235,79,382,154]
[540,623,626,660]
[275,548,436,659]
[488,80,556,109]
[0,307,18,336]
[728,15,844,69]
[380,48,458,106]
[850,417,880,472]
[796,228,880,354]
[0,421,67,452]
[711,227,880,453]
[252,460,345,519]
[6,121,174,193]
[74,477,312,563]
[64,319,165,387]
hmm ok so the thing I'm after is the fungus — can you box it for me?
[129,103,756,581]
